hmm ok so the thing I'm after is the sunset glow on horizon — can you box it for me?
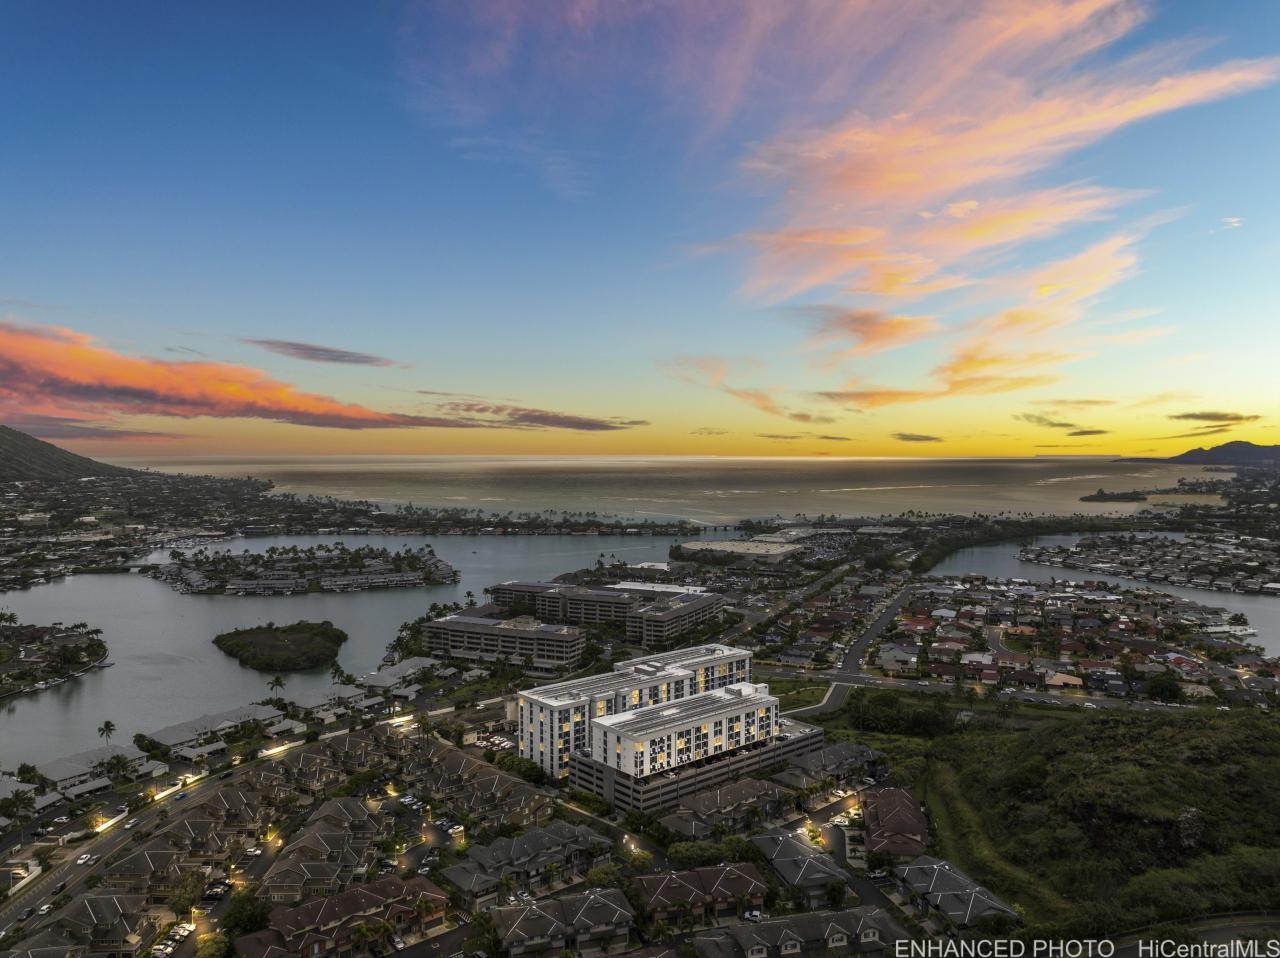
[1,1,1276,458]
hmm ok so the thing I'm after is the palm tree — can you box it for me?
[7,789,36,834]
[351,923,373,952]
[98,720,116,745]
[329,663,344,684]
[267,674,286,695]
[650,919,673,943]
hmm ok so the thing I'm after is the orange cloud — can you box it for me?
[0,321,648,434]
[666,354,835,423]
[802,307,941,362]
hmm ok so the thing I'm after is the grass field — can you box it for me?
[769,677,831,709]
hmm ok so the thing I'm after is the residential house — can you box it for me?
[441,822,612,912]
[102,844,188,905]
[895,857,1017,929]
[39,892,157,958]
[491,889,633,958]
[690,907,904,958]
[659,781,793,839]
[750,835,849,909]
[631,864,767,925]
[236,876,447,958]
[861,788,928,858]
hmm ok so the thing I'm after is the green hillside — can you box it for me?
[923,710,1280,934]
[0,424,136,481]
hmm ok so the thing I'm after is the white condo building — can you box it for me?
[588,681,777,778]
[517,644,753,779]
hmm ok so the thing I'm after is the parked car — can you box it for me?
[53,816,71,824]
[744,910,762,922]
[867,869,889,880]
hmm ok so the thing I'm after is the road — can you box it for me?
[0,770,242,935]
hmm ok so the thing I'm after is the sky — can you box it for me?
[1,0,1277,459]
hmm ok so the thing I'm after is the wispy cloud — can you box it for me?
[1031,398,1116,408]
[1015,412,1078,429]
[892,432,943,443]
[1149,425,1236,440]
[755,431,851,442]
[433,400,649,431]
[1068,428,1110,436]
[395,1,1277,420]
[1220,216,1243,229]
[1168,410,1260,423]
[799,306,940,364]
[666,355,835,423]
[6,414,186,442]
[244,339,403,367]
[448,131,595,199]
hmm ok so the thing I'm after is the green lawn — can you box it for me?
[769,677,831,709]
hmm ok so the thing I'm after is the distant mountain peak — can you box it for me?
[0,425,136,481]
[1164,440,1279,465]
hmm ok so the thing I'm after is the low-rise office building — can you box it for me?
[424,614,584,676]
[625,592,726,648]
[491,580,724,648]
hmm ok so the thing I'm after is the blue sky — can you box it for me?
[1,1,1277,456]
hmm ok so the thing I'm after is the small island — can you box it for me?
[213,619,348,671]
[1080,488,1148,502]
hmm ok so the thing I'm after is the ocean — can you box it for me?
[116,455,1216,523]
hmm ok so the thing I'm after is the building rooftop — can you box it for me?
[591,682,774,738]
[522,644,749,705]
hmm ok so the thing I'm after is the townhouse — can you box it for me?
[750,835,850,909]
[861,788,929,858]
[659,780,794,839]
[31,892,157,958]
[236,876,448,958]
[440,822,612,912]
[895,856,1017,929]
[490,889,634,958]
[630,864,768,925]
[691,907,904,958]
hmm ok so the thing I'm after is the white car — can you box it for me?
[76,853,92,865]
[53,816,71,824]
[124,819,139,830]
[38,903,54,916]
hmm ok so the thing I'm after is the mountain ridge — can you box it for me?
[1118,440,1279,465]
[0,425,138,481]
